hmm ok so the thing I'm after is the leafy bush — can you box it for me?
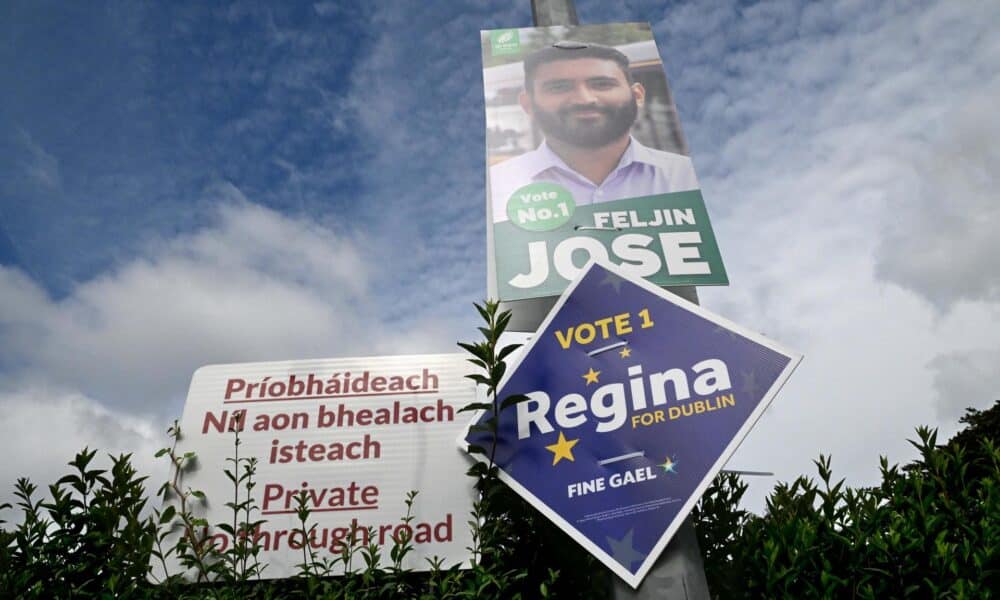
[694,402,1000,599]
[0,451,156,598]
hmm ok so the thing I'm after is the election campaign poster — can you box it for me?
[153,354,475,580]
[482,23,727,303]
[462,259,800,587]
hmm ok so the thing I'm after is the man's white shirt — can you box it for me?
[490,136,699,223]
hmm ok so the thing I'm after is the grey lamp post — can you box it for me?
[495,2,714,598]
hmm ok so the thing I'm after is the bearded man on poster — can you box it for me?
[490,42,699,223]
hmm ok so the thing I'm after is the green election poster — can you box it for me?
[482,22,728,301]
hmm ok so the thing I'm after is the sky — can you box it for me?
[1,0,998,516]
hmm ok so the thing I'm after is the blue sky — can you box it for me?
[2,0,999,512]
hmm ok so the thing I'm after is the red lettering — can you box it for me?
[225,378,246,399]
[263,483,283,510]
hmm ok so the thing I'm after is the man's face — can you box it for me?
[523,57,644,149]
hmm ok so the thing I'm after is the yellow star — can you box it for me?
[582,367,601,385]
[545,432,579,465]
[619,346,632,358]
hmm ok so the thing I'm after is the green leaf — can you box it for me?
[466,357,488,370]
[497,343,523,362]
[489,362,507,383]
[457,341,490,363]
[495,310,512,337]
[466,463,488,477]
[465,374,492,386]
[159,505,176,523]
[474,302,491,323]
[500,394,531,411]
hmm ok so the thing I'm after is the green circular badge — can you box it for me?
[506,182,576,232]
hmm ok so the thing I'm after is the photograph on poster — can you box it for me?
[484,23,698,224]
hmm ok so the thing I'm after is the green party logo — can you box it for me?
[506,182,575,232]
[491,29,520,56]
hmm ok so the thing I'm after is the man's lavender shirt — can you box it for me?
[490,136,700,223]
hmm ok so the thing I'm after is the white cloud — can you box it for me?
[0,192,472,507]
[930,348,1000,420]
[874,92,1000,310]
[0,191,463,416]
[0,382,166,511]
[0,202,347,418]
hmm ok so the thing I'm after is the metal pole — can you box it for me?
[530,0,579,26]
[513,2,713,597]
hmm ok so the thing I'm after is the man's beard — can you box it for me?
[531,97,638,149]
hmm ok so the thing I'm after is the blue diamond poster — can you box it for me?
[461,258,801,588]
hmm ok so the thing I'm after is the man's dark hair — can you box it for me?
[523,42,633,95]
